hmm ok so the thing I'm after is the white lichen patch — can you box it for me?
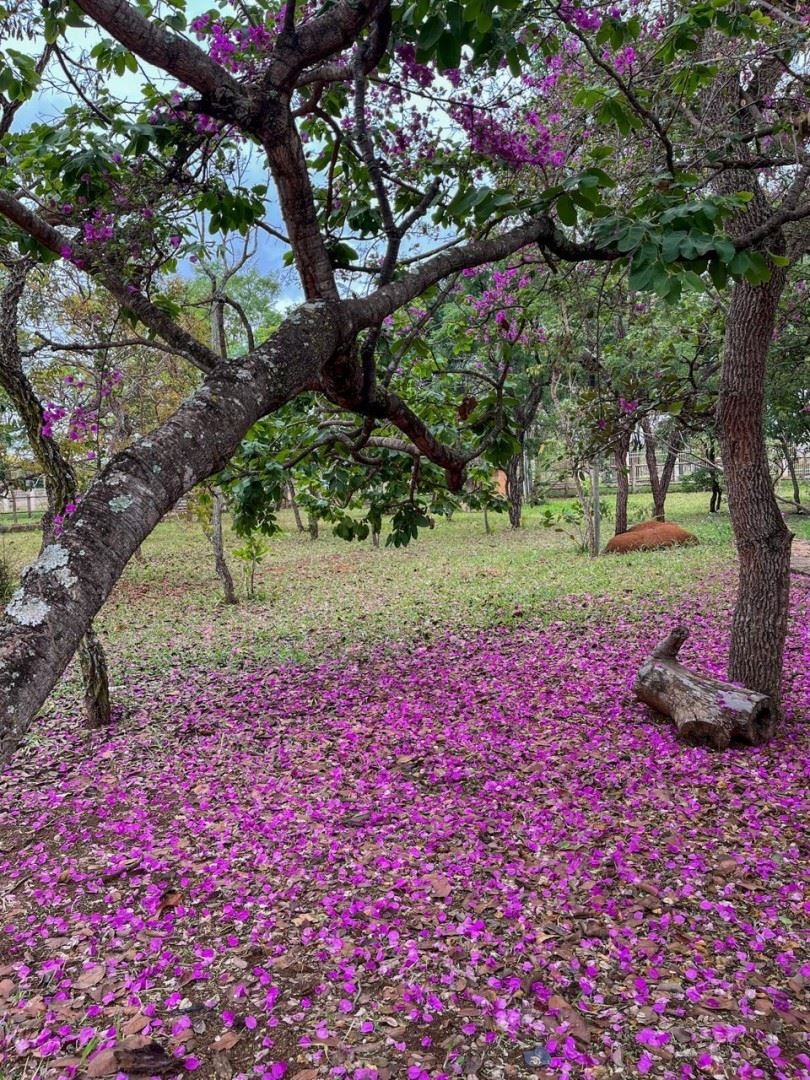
[54,566,77,590]
[183,431,193,440]
[38,544,70,573]
[109,495,133,512]
[6,592,49,626]
[152,465,162,474]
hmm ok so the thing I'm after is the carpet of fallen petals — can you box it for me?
[1,578,808,1080]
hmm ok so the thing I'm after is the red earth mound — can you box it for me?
[605,519,699,553]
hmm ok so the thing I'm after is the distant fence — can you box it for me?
[0,489,48,516]
[540,447,810,498]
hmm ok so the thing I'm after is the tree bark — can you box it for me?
[634,626,775,750]
[718,275,793,703]
[613,428,632,535]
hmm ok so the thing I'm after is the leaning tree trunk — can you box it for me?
[613,428,632,536]
[0,255,111,729]
[718,274,793,703]
[0,303,342,764]
[287,480,306,532]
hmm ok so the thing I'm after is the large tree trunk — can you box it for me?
[0,303,343,764]
[717,275,793,703]
[613,428,632,536]
[0,256,111,730]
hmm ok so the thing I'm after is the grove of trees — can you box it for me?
[0,0,809,761]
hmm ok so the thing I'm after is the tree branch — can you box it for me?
[343,216,618,332]
[0,191,219,372]
[73,0,248,109]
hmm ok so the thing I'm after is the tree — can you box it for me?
[1,0,809,761]
[0,252,111,727]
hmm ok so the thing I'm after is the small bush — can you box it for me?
[680,467,717,493]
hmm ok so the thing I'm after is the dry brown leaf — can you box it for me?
[75,964,106,989]
[290,1070,319,1080]
[214,1031,242,1051]
[429,874,452,898]
[122,1013,150,1036]
[86,1049,119,1078]
[120,1035,154,1051]
[0,978,14,997]
[157,888,183,917]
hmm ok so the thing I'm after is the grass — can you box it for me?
[2,489,807,692]
[3,489,796,688]
[2,491,808,1080]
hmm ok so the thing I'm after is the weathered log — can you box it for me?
[634,626,776,749]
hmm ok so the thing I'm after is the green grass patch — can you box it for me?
[3,489,806,690]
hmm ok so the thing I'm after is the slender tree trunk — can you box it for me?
[287,480,306,532]
[613,428,632,536]
[658,429,683,517]
[307,513,319,539]
[642,417,684,521]
[506,383,544,529]
[706,441,722,512]
[573,467,596,555]
[641,416,663,519]
[505,451,523,529]
[210,487,237,604]
[718,274,792,703]
[78,626,111,729]
[778,437,802,510]
[207,297,238,601]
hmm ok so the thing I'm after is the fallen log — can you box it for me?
[634,626,775,750]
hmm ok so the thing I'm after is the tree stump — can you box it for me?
[634,626,775,749]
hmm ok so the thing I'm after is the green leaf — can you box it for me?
[556,194,577,227]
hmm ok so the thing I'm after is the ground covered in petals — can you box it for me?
[1,576,808,1080]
